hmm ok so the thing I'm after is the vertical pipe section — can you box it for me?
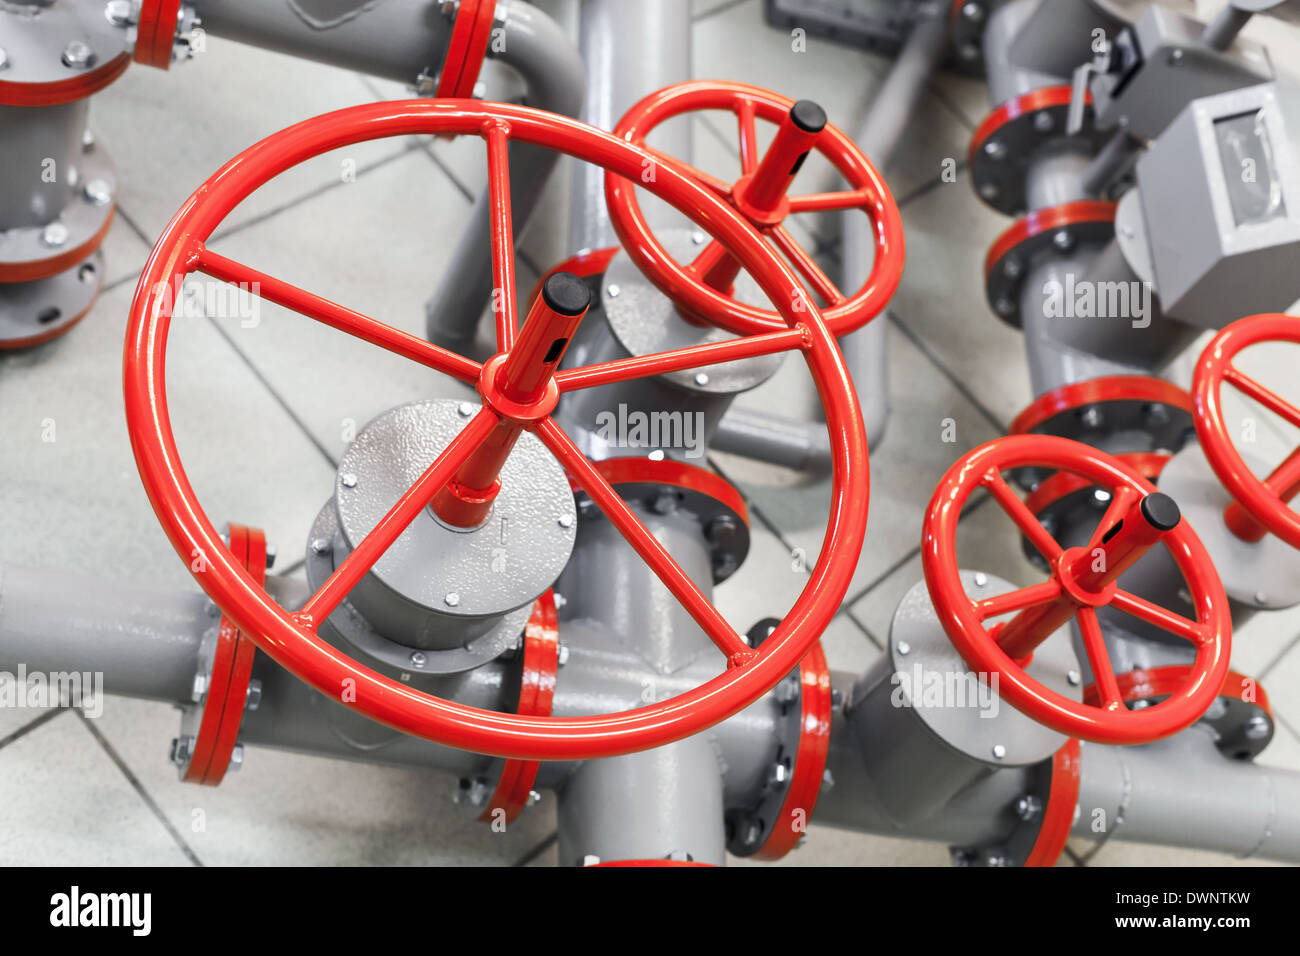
[425,0,586,353]
[568,0,693,253]
[711,10,950,465]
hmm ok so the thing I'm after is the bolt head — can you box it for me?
[41,222,70,248]
[557,644,570,667]
[961,2,985,22]
[1034,111,1054,133]
[973,572,988,587]
[340,473,358,489]
[62,40,94,69]
[1052,229,1074,251]
[1254,591,1268,606]
[244,679,263,711]
[693,372,710,387]
[1168,48,1184,66]
[983,139,1007,160]
[310,537,331,555]
[992,743,1007,760]
[995,297,1016,317]
[651,490,677,515]
[897,641,911,656]
[605,283,620,299]
[443,592,460,608]
[191,674,207,702]
[457,401,476,417]
[978,181,999,200]
[105,0,136,26]
[1066,669,1081,686]
[691,231,707,245]
[1016,795,1043,820]
[229,744,245,771]
[410,651,427,668]
[557,513,574,529]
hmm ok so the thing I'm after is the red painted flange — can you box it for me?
[1009,375,1192,437]
[0,54,131,107]
[184,523,267,786]
[134,0,183,70]
[1023,738,1081,867]
[435,0,497,98]
[752,641,832,861]
[478,590,559,825]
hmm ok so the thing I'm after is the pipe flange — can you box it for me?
[969,86,1109,216]
[0,134,116,283]
[0,1,131,106]
[951,738,1081,867]
[459,590,559,825]
[983,200,1117,327]
[950,0,991,71]
[726,618,832,860]
[600,230,786,397]
[0,248,102,349]
[1158,444,1300,610]
[173,523,267,786]
[1084,667,1274,760]
[1023,452,1171,570]
[134,0,187,70]
[431,0,496,98]
[572,456,751,583]
[1007,375,1194,490]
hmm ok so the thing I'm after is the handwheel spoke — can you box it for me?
[972,579,1062,621]
[1111,589,1210,646]
[687,238,733,279]
[1224,365,1300,431]
[534,418,754,664]
[787,188,871,214]
[554,327,806,393]
[1077,608,1123,709]
[736,99,759,175]
[983,470,1066,564]
[484,121,519,352]
[1088,485,1139,551]
[195,247,481,383]
[768,226,846,306]
[296,408,499,627]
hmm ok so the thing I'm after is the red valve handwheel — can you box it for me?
[922,435,1231,745]
[1193,313,1300,550]
[604,80,905,337]
[123,99,869,762]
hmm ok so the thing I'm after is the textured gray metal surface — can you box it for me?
[0,0,131,87]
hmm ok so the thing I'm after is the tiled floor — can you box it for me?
[2,0,1299,867]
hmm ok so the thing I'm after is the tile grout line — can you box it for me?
[693,0,754,22]
[1258,631,1300,681]
[202,313,340,470]
[886,308,1008,434]
[0,707,66,752]
[75,711,205,867]
[512,830,558,866]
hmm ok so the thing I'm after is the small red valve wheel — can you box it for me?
[124,99,869,761]
[475,591,559,825]
[1023,738,1081,868]
[922,435,1231,745]
[177,523,267,786]
[604,80,905,337]
[1193,313,1300,551]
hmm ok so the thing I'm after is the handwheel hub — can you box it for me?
[1054,547,1119,608]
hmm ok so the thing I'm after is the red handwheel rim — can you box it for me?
[922,435,1231,745]
[1023,738,1080,867]
[123,99,869,761]
[605,80,905,337]
[1193,313,1300,550]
